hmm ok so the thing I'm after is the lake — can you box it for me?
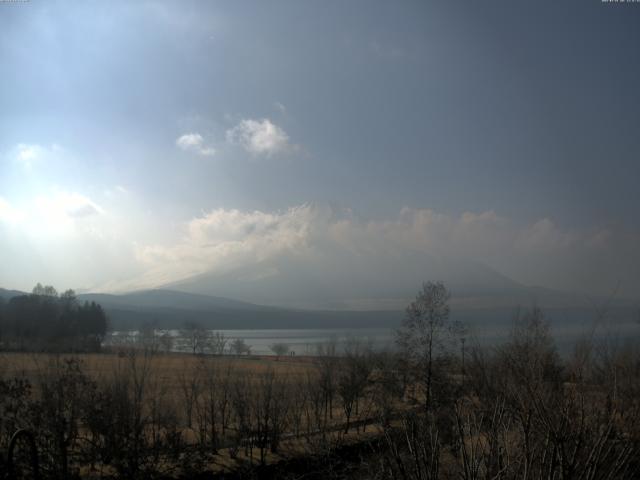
[107,313,640,356]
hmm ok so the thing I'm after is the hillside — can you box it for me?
[2,285,636,333]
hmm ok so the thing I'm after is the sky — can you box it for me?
[0,0,639,303]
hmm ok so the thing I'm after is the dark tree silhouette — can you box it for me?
[396,281,452,412]
[0,285,108,352]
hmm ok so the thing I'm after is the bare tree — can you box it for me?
[230,337,251,356]
[178,359,201,429]
[252,370,286,464]
[303,370,328,441]
[288,379,308,438]
[180,321,211,355]
[230,371,253,459]
[139,321,161,354]
[315,345,338,429]
[370,351,404,428]
[337,338,372,433]
[159,332,174,353]
[210,331,227,355]
[270,342,290,360]
[31,356,94,478]
[396,281,452,412]
[193,357,234,454]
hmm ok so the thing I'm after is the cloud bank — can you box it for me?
[2,190,637,301]
[129,204,639,299]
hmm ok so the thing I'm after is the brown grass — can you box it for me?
[0,351,314,385]
[0,350,391,477]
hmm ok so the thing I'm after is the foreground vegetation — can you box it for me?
[0,282,638,479]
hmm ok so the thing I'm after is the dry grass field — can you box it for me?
[0,349,388,478]
[0,350,315,386]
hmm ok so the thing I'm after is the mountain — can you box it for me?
[0,286,401,330]
[2,252,636,333]
[77,289,273,313]
[0,288,25,301]
[1,284,636,334]
[72,289,640,334]
[76,289,402,331]
[163,254,604,310]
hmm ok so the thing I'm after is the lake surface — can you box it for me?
[108,315,640,356]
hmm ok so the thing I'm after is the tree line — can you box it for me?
[109,321,256,356]
[0,284,108,352]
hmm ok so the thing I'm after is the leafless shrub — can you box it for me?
[337,338,373,433]
[380,412,441,480]
[192,357,234,454]
[30,356,95,478]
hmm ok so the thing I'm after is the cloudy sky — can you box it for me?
[1,1,639,302]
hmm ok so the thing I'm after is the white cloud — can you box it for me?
[12,143,49,169]
[514,218,574,253]
[135,205,313,284]
[7,143,68,171]
[126,204,639,298]
[176,133,216,156]
[226,118,292,157]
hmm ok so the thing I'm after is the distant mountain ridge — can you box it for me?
[163,255,627,311]
[78,289,278,313]
[0,288,25,301]
[1,285,636,333]
[163,255,525,309]
[75,289,402,331]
